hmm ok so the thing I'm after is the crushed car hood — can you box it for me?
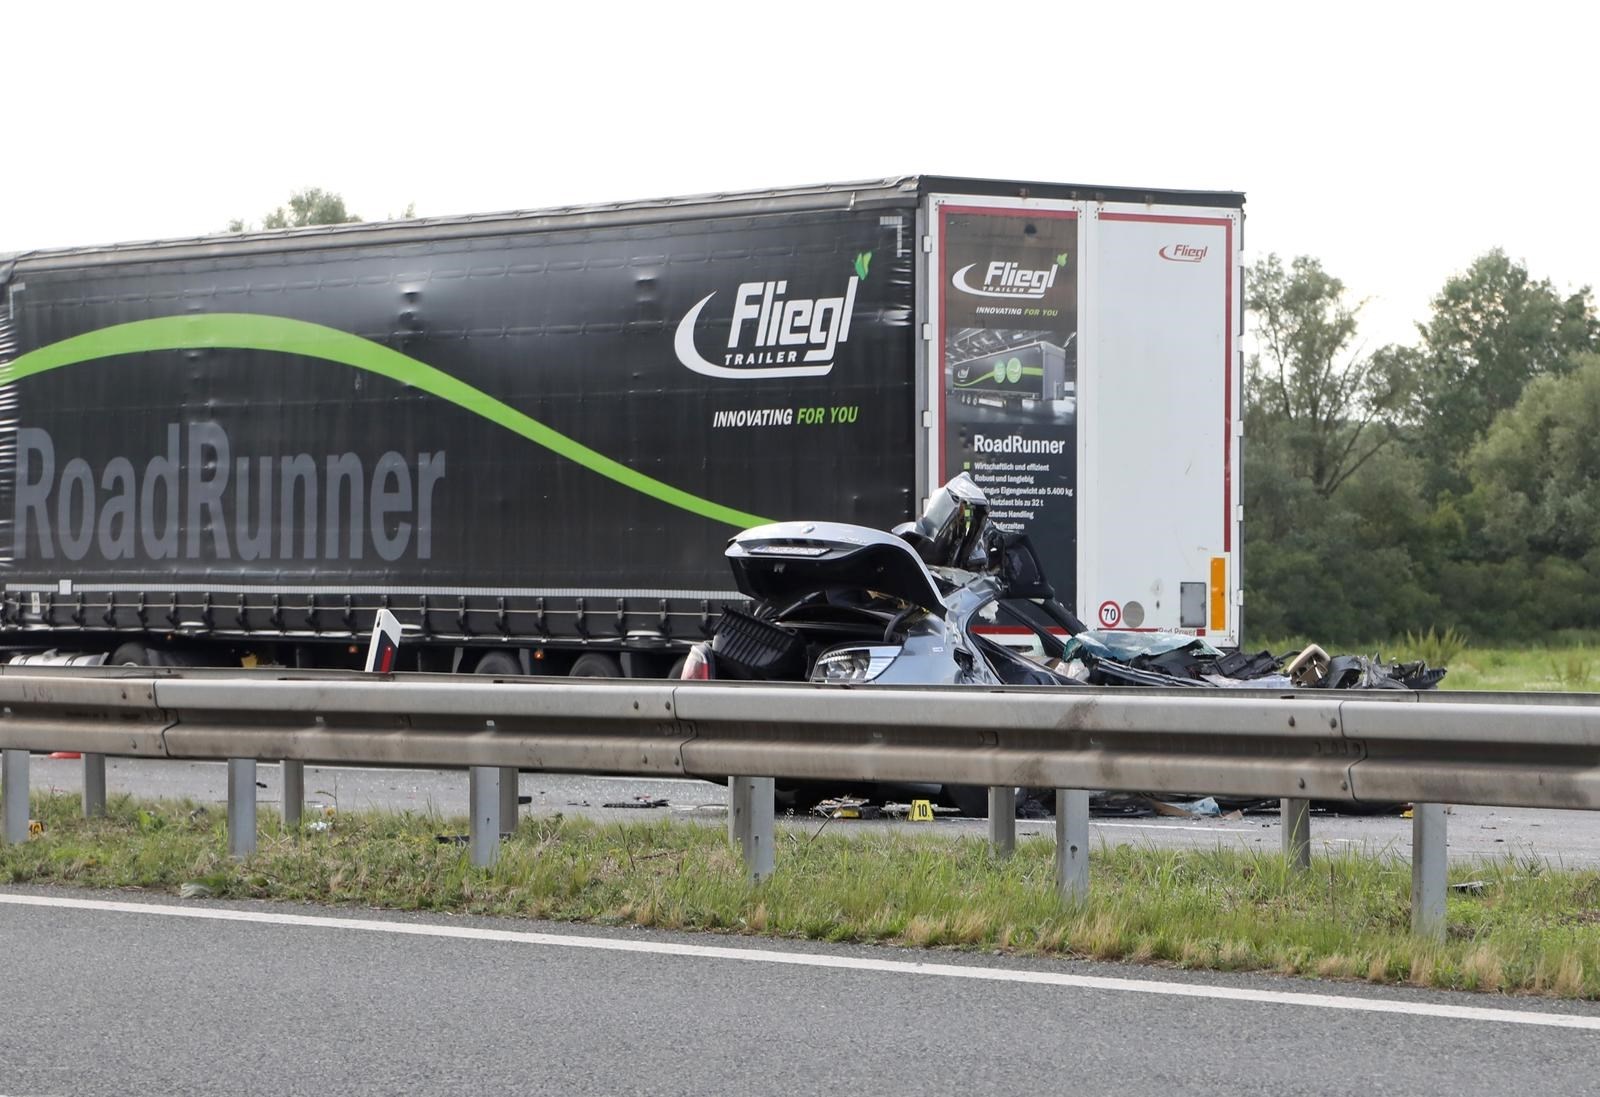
[726,521,947,613]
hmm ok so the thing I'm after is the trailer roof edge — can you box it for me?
[11,176,1245,270]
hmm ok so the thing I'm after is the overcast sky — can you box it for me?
[4,1,1592,351]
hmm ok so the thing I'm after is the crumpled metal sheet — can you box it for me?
[1061,629,1222,663]
[1066,629,1446,692]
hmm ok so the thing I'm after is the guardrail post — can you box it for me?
[498,766,519,834]
[728,776,775,882]
[1281,797,1311,869]
[469,766,501,868]
[1054,788,1089,902]
[227,758,257,858]
[2,749,29,844]
[82,753,107,818]
[987,787,1015,858]
[1411,802,1448,941]
[281,760,304,829]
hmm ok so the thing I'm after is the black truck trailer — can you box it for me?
[0,176,1245,674]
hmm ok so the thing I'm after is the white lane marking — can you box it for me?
[2,892,1597,1032]
[585,776,712,786]
[1093,823,1365,848]
[1093,821,1260,835]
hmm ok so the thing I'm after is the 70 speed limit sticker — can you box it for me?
[1097,601,1121,628]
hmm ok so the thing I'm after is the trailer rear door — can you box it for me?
[1078,203,1242,644]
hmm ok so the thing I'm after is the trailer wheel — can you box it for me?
[569,653,622,678]
[109,642,163,667]
[472,651,521,678]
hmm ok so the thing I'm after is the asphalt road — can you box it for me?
[1,886,1597,1097]
[20,754,1600,866]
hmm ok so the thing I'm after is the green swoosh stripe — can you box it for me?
[1,313,772,529]
[953,366,1046,388]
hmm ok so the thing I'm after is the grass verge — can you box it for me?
[6,792,1600,998]
[1438,645,1598,692]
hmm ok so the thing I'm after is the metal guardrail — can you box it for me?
[3,667,1600,939]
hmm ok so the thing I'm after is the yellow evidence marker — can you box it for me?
[909,799,935,822]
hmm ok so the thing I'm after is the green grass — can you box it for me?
[6,793,1600,998]
[1438,645,1597,692]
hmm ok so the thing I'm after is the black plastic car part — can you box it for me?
[709,608,807,680]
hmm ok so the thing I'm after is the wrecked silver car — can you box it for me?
[682,475,1443,815]
[681,474,1085,691]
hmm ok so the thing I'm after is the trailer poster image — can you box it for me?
[940,207,1078,588]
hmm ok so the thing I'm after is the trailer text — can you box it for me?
[14,423,446,563]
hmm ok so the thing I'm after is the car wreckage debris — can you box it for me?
[1057,630,1446,691]
[688,474,1446,820]
[813,796,881,820]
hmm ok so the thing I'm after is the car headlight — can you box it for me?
[810,645,900,683]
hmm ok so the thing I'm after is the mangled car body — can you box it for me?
[685,475,1440,693]
[682,474,1085,689]
[682,475,1443,814]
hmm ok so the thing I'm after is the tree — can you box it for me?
[1241,252,1600,645]
[1464,352,1600,560]
[227,188,362,233]
[1245,254,1418,498]
[1412,250,1598,492]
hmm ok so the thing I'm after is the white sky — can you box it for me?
[4,0,1592,351]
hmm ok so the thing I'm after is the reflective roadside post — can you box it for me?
[499,768,520,836]
[227,757,257,858]
[1282,797,1311,870]
[2,749,29,845]
[988,787,1016,857]
[469,766,502,868]
[1412,803,1448,941]
[281,759,304,829]
[729,776,775,882]
[83,753,107,818]
[1055,788,1089,902]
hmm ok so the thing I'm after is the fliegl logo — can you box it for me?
[673,254,868,380]
[950,254,1067,299]
[1159,243,1209,263]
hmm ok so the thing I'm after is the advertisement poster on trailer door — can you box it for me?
[941,207,1078,595]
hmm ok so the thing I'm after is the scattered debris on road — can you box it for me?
[1151,795,1222,817]
[813,796,881,820]
[602,796,670,809]
[881,801,959,818]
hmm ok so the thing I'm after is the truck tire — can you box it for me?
[109,642,163,667]
[569,653,622,678]
[472,651,521,678]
